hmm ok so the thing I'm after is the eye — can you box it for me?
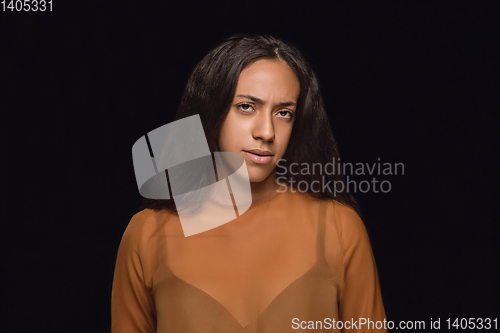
[237,103,255,113]
[277,110,294,119]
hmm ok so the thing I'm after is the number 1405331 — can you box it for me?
[2,0,52,11]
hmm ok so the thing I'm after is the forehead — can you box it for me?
[235,59,300,101]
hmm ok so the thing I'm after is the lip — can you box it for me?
[245,149,273,156]
[244,150,274,164]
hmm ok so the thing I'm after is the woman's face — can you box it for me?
[218,59,300,183]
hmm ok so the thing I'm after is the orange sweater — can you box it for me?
[112,184,387,332]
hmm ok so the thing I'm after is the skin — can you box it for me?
[218,59,300,202]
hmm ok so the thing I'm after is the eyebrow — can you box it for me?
[235,94,297,107]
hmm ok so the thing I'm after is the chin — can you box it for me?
[249,176,266,183]
[247,168,273,184]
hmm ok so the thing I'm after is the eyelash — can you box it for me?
[237,103,294,119]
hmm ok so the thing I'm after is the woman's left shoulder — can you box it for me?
[324,199,370,248]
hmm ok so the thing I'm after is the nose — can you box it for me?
[252,110,275,142]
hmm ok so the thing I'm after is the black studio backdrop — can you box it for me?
[2,2,498,332]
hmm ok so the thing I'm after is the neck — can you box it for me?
[250,173,279,202]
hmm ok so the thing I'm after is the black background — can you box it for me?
[2,1,499,332]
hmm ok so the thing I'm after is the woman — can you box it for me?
[112,34,387,332]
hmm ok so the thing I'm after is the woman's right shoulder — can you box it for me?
[128,208,156,227]
[121,208,177,244]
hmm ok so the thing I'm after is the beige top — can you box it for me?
[111,184,387,332]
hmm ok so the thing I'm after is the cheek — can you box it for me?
[218,116,239,151]
[276,125,294,153]
[218,127,230,151]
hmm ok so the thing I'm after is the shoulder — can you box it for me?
[325,200,370,252]
[119,209,176,251]
[122,209,156,238]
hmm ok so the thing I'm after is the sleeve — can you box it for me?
[335,204,387,333]
[111,210,157,333]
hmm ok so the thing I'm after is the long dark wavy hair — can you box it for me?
[137,33,361,217]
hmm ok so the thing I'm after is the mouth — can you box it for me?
[245,151,273,157]
[243,150,274,164]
